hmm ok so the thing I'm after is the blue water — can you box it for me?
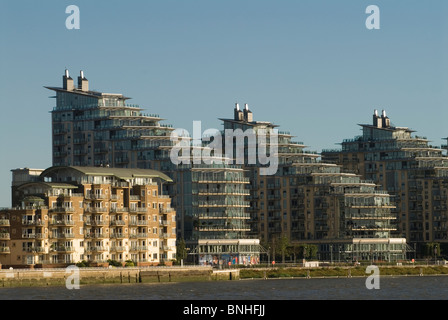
[1,275,448,300]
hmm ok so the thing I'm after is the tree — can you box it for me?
[423,242,440,259]
[176,238,188,264]
[278,235,290,263]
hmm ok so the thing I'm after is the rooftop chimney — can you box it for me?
[381,109,390,128]
[373,109,382,128]
[78,70,89,92]
[234,103,244,121]
[243,103,253,122]
[63,69,75,91]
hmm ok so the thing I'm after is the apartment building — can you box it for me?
[175,163,260,265]
[44,70,261,265]
[219,105,409,261]
[0,166,176,268]
[322,110,448,254]
[46,70,174,170]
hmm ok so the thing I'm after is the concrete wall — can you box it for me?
[0,266,237,288]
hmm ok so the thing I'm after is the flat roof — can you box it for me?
[44,86,132,100]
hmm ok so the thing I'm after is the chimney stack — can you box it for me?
[63,69,75,91]
[243,103,253,122]
[78,70,89,92]
[234,103,244,121]
[381,109,390,127]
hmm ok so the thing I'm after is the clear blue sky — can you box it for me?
[1,0,447,207]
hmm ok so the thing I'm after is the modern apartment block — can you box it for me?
[44,70,261,265]
[322,110,448,254]
[46,70,174,171]
[219,105,409,261]
[0,166,176,268]
[175,163,260,265]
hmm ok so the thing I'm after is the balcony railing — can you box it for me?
[110,233,126,239]
[51,219,75,226]
[50,207,76,213]
[0,247,10,253]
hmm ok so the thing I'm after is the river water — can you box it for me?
[1,275,448,300]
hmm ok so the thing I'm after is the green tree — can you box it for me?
[277,235,290,263]
[423,242,440,259]
[176,238,188,264]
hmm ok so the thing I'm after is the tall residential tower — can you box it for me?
[322,110,448,255]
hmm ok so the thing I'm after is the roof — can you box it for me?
[358,123,416,133]
[41,166,173,182]
[44,86,132,101]
[218,118,280,128]
[17,182,79,190]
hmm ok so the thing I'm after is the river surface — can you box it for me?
[1,275,448,300]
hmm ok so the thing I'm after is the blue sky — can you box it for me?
[1,0,447,207]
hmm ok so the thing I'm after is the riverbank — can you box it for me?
[0,266,230,288]
[2,264,448,288]
[239,265,448,279]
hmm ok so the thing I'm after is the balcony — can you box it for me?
[85,232,107,239]
[88,246,108,252]
[160,220,171,226]
[110,246,126,252]
[50,207,76,213]
[0,219,10,226]
[0,247,10,254]
[85,194,107,200]
[110,220,126,226]
[129,220,148,226]
[129,233,148,239]
[110,233,126,239]
[51,219,75,226]
[130,246,149,252]
[53,246,75,253]
[91,220,109,226]
[84,207,108,213]
[51,233,75,239]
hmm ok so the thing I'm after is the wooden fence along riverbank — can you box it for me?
[2,265,448,288]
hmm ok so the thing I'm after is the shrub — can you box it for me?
[124,260,135,267]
